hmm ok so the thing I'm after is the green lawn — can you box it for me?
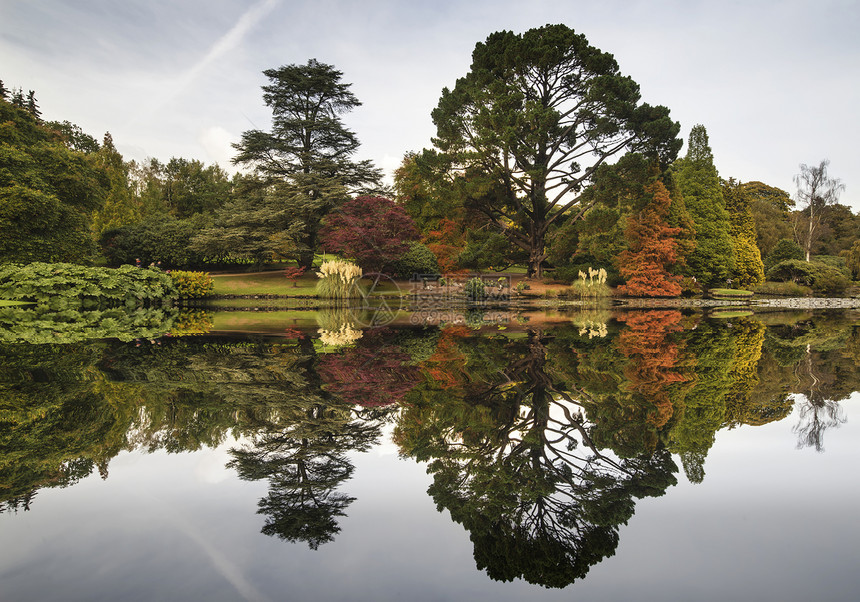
[709,288,754,297]
[211,271,319,296]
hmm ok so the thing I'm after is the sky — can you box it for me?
[2,0,858,208]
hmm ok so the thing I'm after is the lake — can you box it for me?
[1,306,859,601]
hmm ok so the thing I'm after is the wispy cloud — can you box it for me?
[127,0,281,126]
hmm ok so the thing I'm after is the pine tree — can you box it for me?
[674,125,735,286]
[25,90,41,120]
[233,59,384,268]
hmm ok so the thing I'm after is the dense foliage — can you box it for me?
[0,262,176,308]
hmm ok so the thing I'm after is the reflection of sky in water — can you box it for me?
[2,396,859,601]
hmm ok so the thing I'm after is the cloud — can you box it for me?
[127,0,281,127]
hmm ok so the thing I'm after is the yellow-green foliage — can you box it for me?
[169,309,213,335]
[844,240,860,280]
[724,178,765,286]
[169,270,214,298]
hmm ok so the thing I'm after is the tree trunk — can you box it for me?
[526,224,547,279]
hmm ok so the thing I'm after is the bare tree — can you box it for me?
[793,160,845,261]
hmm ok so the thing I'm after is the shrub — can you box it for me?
[168,270,214,299]
[100,214,211,269]
[812,255,849,276]
[812,268,850,296]
[464,277,486,301]
[394,241,440,278]
[570,267,612,298]
[764,238,803,272]
[766,259,849,296]
[569,279,612,298]
[751,281,812,296]
[0,262,177,308]
[766,260,818,286]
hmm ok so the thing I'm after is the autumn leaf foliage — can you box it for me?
[618,182,682,297]
[319,196,419,273]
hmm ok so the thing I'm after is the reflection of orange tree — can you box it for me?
[396,329,678,588]
[419,325,472,391]
[568,311,693,459]
[616,310,690,429]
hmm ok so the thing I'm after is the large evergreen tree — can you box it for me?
[674,125,734,286]
[233,59,384,268]
[428,24,681,277]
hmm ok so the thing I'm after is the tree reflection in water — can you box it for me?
[394,325,678,588]
[1,312,859,584]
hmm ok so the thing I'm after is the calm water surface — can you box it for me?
[2,308,859,601]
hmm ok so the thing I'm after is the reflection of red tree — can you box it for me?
[317,330,420,407]
[616,310,688,427]
[421,326,472,390]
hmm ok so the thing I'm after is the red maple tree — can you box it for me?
[319,196,419,273]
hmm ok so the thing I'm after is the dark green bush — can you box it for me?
[811,268,850,296]
[765,259,849,296]
[764,238,803,272]
[465,277,486,301]
[394,241,440,278]
[766,260,818,286]
[811,255,849,276]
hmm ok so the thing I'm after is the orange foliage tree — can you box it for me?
[618,181,682,297]
[422,218,467,273]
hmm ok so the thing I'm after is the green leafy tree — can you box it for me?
[233,59,384,268]
[91,133,141,234]
[743,181,794,259]
[674,125,734,286]
[764,238,804,272]
[0,94,107,263]
[429,24,681,277]
[190,177,304,269]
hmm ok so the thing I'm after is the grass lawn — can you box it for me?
[709,288,754,297]
[211,270,409,298]
[211,272,318,296]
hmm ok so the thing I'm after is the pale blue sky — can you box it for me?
[2,0,858,207]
